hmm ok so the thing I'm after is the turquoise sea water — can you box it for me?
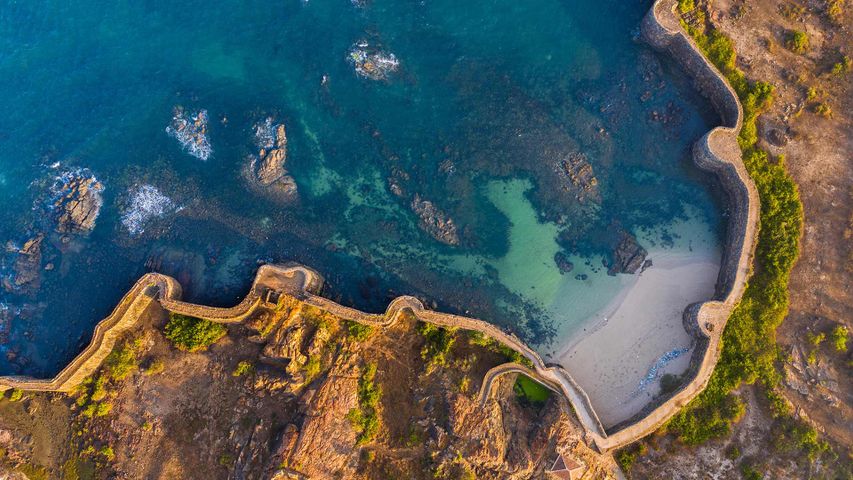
[0,0,723,376]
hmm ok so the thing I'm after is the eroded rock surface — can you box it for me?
[51,172,103,234]
[411,194,459,246]
[608,230,648,275]
[244,118,298,202]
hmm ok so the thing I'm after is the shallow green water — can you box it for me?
[0,0,723,376]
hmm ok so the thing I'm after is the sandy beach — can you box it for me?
[550,248,720,428]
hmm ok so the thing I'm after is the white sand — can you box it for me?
[551,249,720,427]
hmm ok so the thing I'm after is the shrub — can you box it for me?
[417,322,457,369]
[347,363,382,445]
[98,446,115,461]
[104,340,140,381]
[302,356,322,383]
[830,325,848,352]
[232,361,254,377]
[144,358,165,376]
[807,332,826,347]
[814,102,832,117]
[344,320,373,341]
[7,389,23,402]
[831,56,851,75]
[785,30,809,54]
[163,313,227,352]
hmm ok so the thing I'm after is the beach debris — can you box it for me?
[634,346,691,396]
[243,117,298,202]
[50,169,104,234]
[348,41,399,81]
[411,194,459,246]
[121,184,180,237]
[166,107,212,160]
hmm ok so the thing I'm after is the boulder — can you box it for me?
[411,194,460,246]
[53,174,103,234]
[608,231,647,275]
[554,252,574,274]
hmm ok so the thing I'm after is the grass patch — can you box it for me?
[417,322,457,369]
[163,313,227,352]
[785,30,809,54]
[513,374,551,407]
[346,362,382,445]
[344,320,374,341]
[232,360,254,377]
[7,388,23,402]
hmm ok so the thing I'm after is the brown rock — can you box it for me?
[411,194,460,245]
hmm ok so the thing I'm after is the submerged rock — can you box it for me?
[166,107,212,161]
[2,234,44,294]
[555,152,599,202]
[51,170,104,234]
[411,194,459,246]
[608,231,648,275]
[554,251,574,274]
[244,118,298,202]
[348,41,399,81]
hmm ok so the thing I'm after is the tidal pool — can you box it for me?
[0,0,724,378]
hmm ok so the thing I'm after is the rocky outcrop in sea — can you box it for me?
[607,230,648,275]
[243,118,298,202]
[166,107,212,161]
[411,194,459,246]
[49,169,104,235]
[348,41,399,81]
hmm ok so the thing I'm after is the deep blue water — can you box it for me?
[0,0,723,376]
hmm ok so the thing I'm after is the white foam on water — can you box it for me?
[121,184,179,236]
[166,108,212,161]
[348,42,399,81]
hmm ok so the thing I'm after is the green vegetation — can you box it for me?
[615,443,647,474]
[831,55,851,76]
[232,360,254,377]
[302,355,322,383]
[75,339,144,418]
[344,320,374,341]
[103,338,142,381]
[785,30,809,54]
[825,0,845,24]
[143,358,165,376]
[346,362,382,445]
[668,1,810,460]
[98,446,115,461]
[163,313,227,352]
[466,330,534,368]
[830,325,848,352]
[7,388,23,402]
[740,461,764,480]
[772,419,832,461]
[513,374,551,406]
[814,102,832,117]
[417,322,457,369]
[779,2,806,21]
